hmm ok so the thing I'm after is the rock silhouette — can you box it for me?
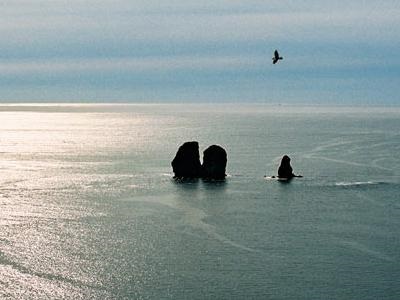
[171,141,202,178]
[172,142,227,180]
[278,155,295,179]
[201,145,227,180]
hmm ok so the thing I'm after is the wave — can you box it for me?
[335,181,387,187]
[336,239,394,262]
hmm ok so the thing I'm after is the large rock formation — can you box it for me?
[171,141,202,178]
[201,145,227,180]
[277,155,295,179]
[171,142,228,180]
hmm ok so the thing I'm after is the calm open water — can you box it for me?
[0,104,399,299]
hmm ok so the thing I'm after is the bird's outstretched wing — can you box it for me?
[274,50,279,60]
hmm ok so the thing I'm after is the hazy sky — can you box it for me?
[1,0,399,104]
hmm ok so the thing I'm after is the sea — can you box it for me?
[0,103,399,299]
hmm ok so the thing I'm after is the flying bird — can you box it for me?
[272,50,283,64]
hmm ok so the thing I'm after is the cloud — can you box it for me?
[0,0,399,103]
[1,1,399,45]
[0,55,267,75]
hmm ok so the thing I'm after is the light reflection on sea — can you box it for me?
[0,104,399,299]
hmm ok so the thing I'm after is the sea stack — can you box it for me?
[171,141,202,178]
[201,145,227,180]
[278,155,295,179]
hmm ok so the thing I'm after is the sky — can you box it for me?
[0,0,399,104]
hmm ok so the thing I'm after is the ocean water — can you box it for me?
[0,104,399,299]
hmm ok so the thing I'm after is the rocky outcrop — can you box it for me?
[171,142,227,180]
[278,155,295,179]
[201,145,227,180]
[171,141,202,178]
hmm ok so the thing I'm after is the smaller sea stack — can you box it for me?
[278,155,295,179]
